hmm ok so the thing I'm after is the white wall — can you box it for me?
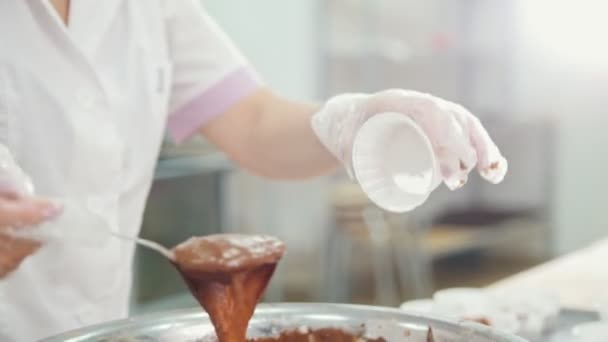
[203,0,322,100]
[512,0,608,254]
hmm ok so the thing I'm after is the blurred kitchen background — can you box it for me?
[131,0,608,312]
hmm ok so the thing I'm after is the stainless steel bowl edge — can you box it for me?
[40,303,528,342]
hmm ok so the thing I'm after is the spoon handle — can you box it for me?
[106,230,174,260]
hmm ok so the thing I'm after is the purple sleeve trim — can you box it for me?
[167,67,261,144]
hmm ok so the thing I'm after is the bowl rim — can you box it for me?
[40,302,527,342]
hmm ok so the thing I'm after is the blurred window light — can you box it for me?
[520,0,608,68]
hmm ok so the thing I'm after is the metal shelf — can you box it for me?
[426,219,544,260]
[154,153,233,180]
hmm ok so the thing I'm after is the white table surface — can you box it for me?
[491,238,608,311]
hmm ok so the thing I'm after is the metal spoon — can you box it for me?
[104,230,175,260]
[4,224,175,260]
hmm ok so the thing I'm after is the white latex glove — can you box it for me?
[0,145,34,196]
[0,145,61,278]
[311,90,507,190]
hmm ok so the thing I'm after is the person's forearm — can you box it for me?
[200,88,339,179]
[246,90,339,178]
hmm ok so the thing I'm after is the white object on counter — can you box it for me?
[433,288,490,318]
[433,288,521,335]
[400,287,560,339]
[490,238,608,311]
[352,112,440,212]
[488,288,560,340]
[399,299,434,314]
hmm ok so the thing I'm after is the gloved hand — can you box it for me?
[311,89,507,190]
[0,145,61,278]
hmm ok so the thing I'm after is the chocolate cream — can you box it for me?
[171,234,285,342]
[171,234,435,342]
[250,328,386,342]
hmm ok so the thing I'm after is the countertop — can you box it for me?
[490,238,608,311]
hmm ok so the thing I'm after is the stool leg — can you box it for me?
[324,226,353,302]
[412,232,433,298]
[364,207,399,305]
[394,216,433,299]
[337,232,354,302]
[323,225,339,302]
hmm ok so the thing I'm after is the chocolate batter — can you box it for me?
[171,234,286,342]
[171,234,435,342]
[249,328,386,342]
[247,326,437,342]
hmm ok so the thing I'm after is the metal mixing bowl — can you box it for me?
[41,303,527,342]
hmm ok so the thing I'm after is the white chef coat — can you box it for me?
[0,0,261,340]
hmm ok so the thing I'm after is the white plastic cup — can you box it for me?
[352,112,441,213]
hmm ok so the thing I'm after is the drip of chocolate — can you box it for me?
[171,234,286,342]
